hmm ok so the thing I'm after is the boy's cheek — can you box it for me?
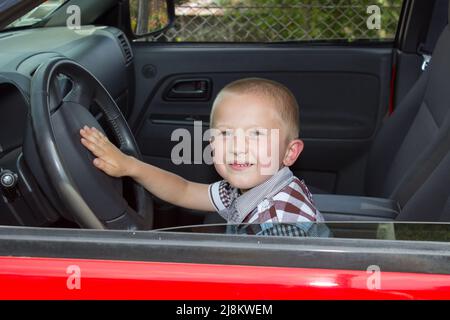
[256,144,282,174]
[253,141,274,160]
[213,163,227,180]
[211,145,226,165]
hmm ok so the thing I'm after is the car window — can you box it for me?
[134,0,404,42]
[155,222,450,243]
[6,0,67,29]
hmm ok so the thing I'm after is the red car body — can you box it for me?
[1,256,450,300]
[1,0,450,302]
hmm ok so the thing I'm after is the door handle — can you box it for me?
[165,78,211,100]
[172,88,205,95]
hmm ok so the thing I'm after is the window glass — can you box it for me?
[6,0,66,29]
[155,222,450,243]
[137,0,403,42]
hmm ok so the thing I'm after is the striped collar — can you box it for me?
[228,166,294,224]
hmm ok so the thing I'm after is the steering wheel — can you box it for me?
[26,57,153,230]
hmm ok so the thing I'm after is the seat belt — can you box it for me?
[418,0,448,70]
[394,119,450,207]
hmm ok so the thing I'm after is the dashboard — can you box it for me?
[0,25,135,226]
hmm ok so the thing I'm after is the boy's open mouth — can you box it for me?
[229,162,254,171]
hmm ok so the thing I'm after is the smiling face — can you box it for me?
[210,91,303,191]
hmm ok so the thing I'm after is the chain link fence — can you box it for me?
[146,0,403,42]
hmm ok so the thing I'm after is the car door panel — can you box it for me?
[131,44,393,194]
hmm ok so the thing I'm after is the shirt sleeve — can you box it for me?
[208,180,227,212]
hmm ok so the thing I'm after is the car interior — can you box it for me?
[0,0,449,232]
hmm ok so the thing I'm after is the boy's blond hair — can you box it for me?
[210,78,300,141]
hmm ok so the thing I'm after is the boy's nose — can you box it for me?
[231,133,249,155]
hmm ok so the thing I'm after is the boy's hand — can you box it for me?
[80,126,133,177]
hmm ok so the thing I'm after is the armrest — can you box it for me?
[314,194,400,221]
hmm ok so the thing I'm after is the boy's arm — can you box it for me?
[127,157,215,212]
[80,126,215,212]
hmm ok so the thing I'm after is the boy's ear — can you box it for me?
[282,139,304,167]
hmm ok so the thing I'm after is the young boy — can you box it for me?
[80,78,327,237]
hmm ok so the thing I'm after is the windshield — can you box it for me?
[5,0,66,29]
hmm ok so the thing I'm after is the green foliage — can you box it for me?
[132,0,404,42]
[130,0,170,35]
[214,0,402,42]
[395,224,450,242]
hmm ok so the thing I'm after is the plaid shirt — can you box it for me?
[208,167,329,237]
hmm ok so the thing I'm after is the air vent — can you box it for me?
[29,65,40,77]
[117,33,133,65]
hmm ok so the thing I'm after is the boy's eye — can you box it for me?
[249,129,265,137]
[220,129,233,136]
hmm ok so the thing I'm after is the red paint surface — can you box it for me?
[1,256,449,300]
